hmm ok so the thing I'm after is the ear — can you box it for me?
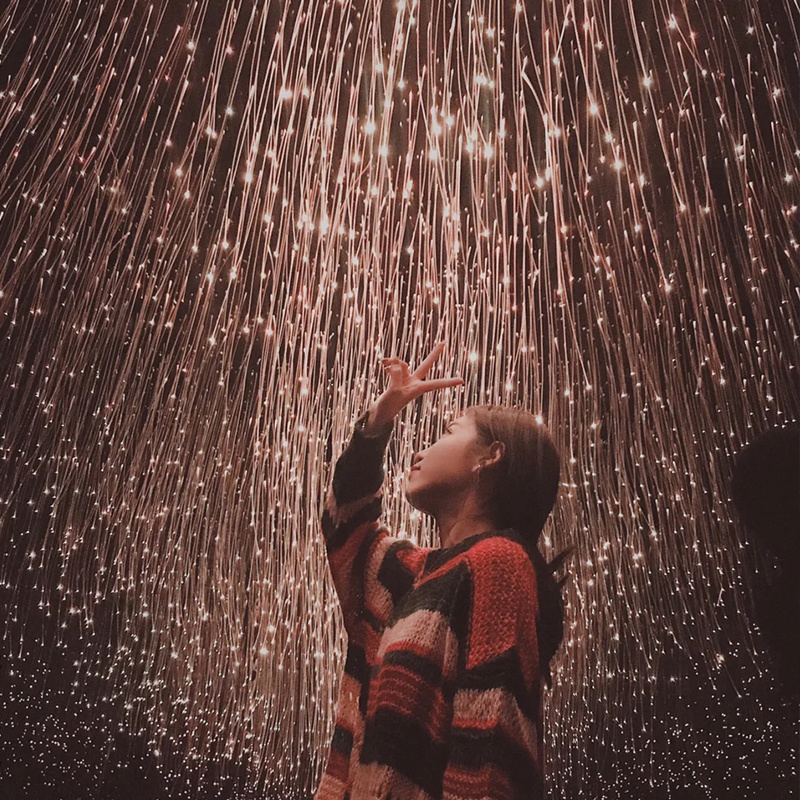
[485,440,505,468]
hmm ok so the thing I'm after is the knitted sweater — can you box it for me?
[314,410,543,800]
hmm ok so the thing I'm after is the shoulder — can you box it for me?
[464,533,537,597]
[460,534,540,673]
[465,532,533,573]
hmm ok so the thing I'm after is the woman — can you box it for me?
[315,342,569,800]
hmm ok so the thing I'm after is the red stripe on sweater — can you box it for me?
[443,763,517,800]
[366,664,452,742]
[465,538,538,683]
[324,743,351,784]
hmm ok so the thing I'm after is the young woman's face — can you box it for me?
[404,413,482,513]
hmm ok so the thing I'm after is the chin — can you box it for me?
[404,479,436,517]
[403,478,424,509]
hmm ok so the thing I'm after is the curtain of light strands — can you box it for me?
[0,0,797,797]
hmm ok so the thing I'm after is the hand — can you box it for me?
[365,342,464,433]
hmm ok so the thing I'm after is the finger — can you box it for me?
[419,377,464,392]
[412,341,446,378]
[384,361,410,379]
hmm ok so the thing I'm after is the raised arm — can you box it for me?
[321,343,465,647]
[321,408,417,643]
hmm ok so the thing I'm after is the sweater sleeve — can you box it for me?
[321,409,421,646]
[443,538,544,800]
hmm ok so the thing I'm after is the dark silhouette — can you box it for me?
[731,424,800,696]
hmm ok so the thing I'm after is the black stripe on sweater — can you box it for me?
[460,647,539,719]
[449,723,541,796]
[376,539,417,602]
[343,642,368,684]
[422,530,497,574]
[323,497,383,552]
[342,642,374,718]
[361,707,449,798]
[331,418,391,505]
[331,723,354,758]
[388,561,471,629]
[379,648,457,703]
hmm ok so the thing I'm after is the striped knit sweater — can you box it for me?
[314,410,543,800]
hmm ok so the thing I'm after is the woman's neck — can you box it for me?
[437,511,498,548]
